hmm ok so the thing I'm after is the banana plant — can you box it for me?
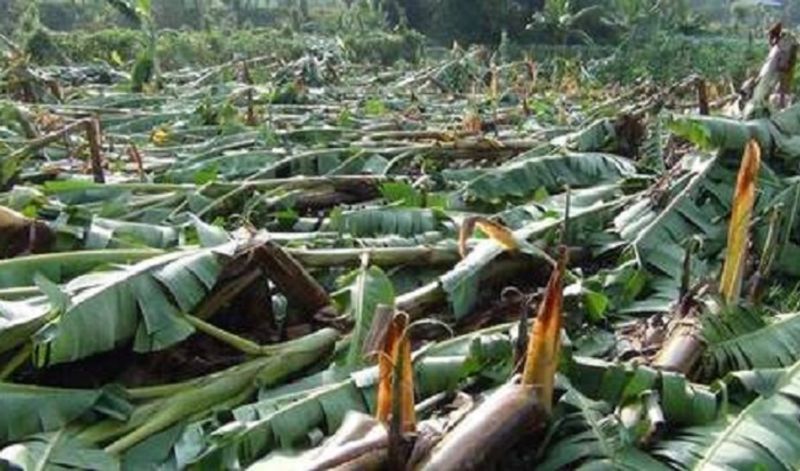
[526,0,607,46]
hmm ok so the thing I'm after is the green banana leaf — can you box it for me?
[116,324,515,469]
[702,308,800,379]
[334,263,395,368]
[535,384,671,471]
[669,104,800,164]
[0,383,132,444]
[0,432,119,471]
[0,299,49,356]
[443,197,626,318]
[329,207,446,238]
[31,243,236,367]
[0,249,164,289]
[537,358,720,470]
[653,357,800,470]
[460,152,636,206]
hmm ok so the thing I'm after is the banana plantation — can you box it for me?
[2,0,800,470]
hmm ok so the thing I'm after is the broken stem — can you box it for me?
[193,268,261,320]
[0,343,31,381]
[290,246,460,268]
[101,328,338,454]
[183,313,335,357]
[85,118,105,184]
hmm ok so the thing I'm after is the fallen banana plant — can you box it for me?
[6,14,800,470]
[418,382,545,470]
[654,139,762,374]
[90,328,338,453]
[419,246,566,469]
[0,205,53,258]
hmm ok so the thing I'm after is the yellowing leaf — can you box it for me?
[376,318,399,424]
[110,50,124,67]
[376,313,415,433]
[719,139,761,304]
[151,128,169,146]
[475,219,518,251]
[521,247,566,412]
[458,217,519,258]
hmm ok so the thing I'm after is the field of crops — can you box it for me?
[3,1,800,470]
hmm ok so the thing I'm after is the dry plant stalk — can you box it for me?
[85,118,105,184]
[719,139,761,304]
[462,109,482,135]
[458,216,519,258]
[252,240,335,320]
[695,77,709,115]
[127,142,145,181]
[521,246,566,412]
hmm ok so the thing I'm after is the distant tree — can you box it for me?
[516,0,545,10]
[382,0,403,27]
[0,0,23,35]
[222,0,244,26]
[105,0,143,27]
[397,0,542,44]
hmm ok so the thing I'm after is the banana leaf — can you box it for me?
[118,324,516,469]
[329,207,446,238]
[653,357,800,470]
[335,263,395,367]
[613,156,730,313]
[669,104,800,164]
[84,218,180,249]
[0,299,49,356]
[460,152,636,206]
[0,249,164,289]
[163,151,284,183]
[535,384,670,471]
[537,360,720,470]
[0,432,119,471]
[443,198,625,318]
[0,383,132,444]
[30,243,236,367]
[701,309,800,379]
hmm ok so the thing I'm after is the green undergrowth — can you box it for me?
[31,27,425,70]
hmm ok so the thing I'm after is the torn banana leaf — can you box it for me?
[27,243,236,366]
[669,103,800,163]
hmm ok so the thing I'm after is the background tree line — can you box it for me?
[1,0,796,52]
